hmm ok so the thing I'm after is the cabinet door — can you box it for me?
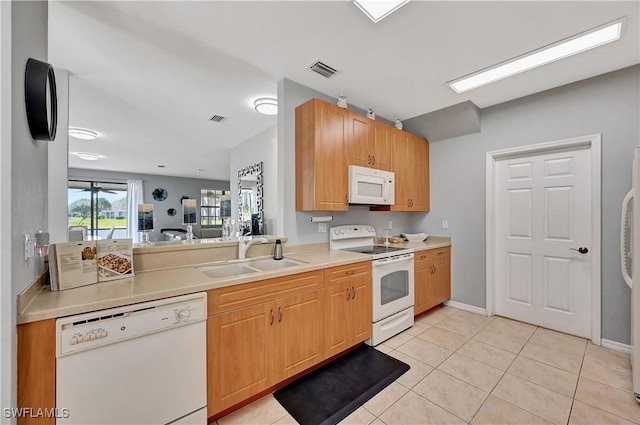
[372,121,392,171]
[275,289,325,381]
[315,101,349,210]
[348,111,373,169]
[349,271,372,343]
[432,248,451,304]
[207,302,276,415]
[414,252,431,315]
[409,134,430,211]
[390,130,412,211]
[325,281,351,358]
[296,98,348,211]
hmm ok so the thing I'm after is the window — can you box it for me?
[68,180,128,239]
[200,189,227,226]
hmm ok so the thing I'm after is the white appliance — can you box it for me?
[56,292,208,424]
[348,165,395,205]
[621,146,640,404]
[330,225,414,345]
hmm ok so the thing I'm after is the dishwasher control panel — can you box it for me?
[56,292,207,356]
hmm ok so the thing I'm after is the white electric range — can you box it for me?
[330,225,415,345]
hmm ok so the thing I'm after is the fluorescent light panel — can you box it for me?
[449,20,623,93]
[353,0,409,23]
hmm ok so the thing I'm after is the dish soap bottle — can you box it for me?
[273,239,283,260]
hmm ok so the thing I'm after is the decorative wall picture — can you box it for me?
[167,208,176,216]
[137,204,154,231]
[152,188,168,201]
[182,199,197,225]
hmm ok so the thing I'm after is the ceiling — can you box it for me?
[49,1,640,181]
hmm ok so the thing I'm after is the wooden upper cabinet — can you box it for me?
[296,98,349,211]
[389,130,430,211]
[347,114,392,171]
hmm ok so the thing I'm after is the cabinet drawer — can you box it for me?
[425,247,450,265]
[325,261,371,284]
[208,270,324,315]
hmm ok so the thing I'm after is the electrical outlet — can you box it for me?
[442,219,449,229]
[24,234,35,261]
[318,223,327,233]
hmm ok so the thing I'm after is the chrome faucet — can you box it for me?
[238,237,268,259]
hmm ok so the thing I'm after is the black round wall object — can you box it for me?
[25,58,57,141]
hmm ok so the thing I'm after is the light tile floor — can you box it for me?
[215,305,639,425]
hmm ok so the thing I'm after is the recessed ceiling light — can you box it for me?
[353,0,410,23]
[76,152,101,161]
[197,169,205,172]
[68,127,98,140]
[254,98,278,115]
[157,165,166,168]
[448,19,624,93]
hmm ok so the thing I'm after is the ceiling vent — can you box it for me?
[309,61,339,78]
[209,115,225,123]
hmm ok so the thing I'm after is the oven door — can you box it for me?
[371,253,414,322]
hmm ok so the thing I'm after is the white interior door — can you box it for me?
[494,146,592,338]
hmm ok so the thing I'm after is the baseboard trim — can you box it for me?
[601,338,632,355]
[444,300,487,316]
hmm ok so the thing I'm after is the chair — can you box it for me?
[106,226,115,239]
[68,226,87,241]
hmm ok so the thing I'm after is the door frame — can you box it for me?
[485,134,602,344]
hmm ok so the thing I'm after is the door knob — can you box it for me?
[569,247,589,254]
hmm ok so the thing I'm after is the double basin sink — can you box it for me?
[197,257,305,279]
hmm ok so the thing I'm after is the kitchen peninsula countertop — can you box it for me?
[17,236,451,324]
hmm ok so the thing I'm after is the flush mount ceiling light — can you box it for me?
[75,152,101,161]
[353,0,410,23]
[448,19,624,93]
[68,127,98,140]
[254,97,278,115]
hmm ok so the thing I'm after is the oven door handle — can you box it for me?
[373,253,414,266]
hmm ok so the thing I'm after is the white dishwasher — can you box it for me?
[56,292,207,425]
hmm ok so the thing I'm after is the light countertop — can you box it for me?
[18,237,451,324]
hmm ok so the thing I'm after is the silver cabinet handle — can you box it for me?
[278,306,283,322]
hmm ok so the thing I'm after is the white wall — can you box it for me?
[0,0,13,418]
[1,1,49,419]
[229,125,277,235]
[415,65,640,344]
[48,68,68,243]
[277,78,421,246]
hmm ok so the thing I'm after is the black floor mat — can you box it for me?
[273,345,410,425]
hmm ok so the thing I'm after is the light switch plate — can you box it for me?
[24,234,35,260]
[442,219,449,229]
[318,223,327,233]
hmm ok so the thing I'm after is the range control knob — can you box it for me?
[176,308,191,322]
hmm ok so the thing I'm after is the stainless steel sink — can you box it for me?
[197,263,259,278]
[247,258,304,271]
[197,257,305,278]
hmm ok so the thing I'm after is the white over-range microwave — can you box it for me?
[348,165,395,205]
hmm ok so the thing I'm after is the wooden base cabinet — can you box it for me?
[207,271,325,416]
[17,319,56,425]
[324,262,372,358]
[415,247,451,315]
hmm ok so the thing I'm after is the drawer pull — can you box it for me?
[419,255,426,260]
[437,252,444,256]
[345,270,356,276]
